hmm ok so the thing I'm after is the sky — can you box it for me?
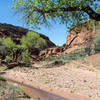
[0,0,68,46]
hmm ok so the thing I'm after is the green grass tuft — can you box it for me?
[0,76,6,81]
[0,78,30,100]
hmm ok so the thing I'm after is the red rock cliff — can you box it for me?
[66,20,97,49]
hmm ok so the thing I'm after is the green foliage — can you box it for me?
[0,38,16,61]
[0,76,6,82]
[0,79,29,100]
[34,98,41,100]
[11,0,99,29]
[63,43,66,47]
[0,38,13,48]
[0,40,7,56]
[21,31,46,50]
[2,38,15,49]
[71,19,99,35]
[0,31,46,65]
[5,56,13,63]
[21,49,30,63]
[94,33,100,53]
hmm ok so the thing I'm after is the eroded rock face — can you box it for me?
[0,23,55,49]
[39,20,98,59]
[66,20,97,49]
[39,47,65,58]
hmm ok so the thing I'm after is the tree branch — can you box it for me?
[31,5,100,21]
[83,6,100,21]
[34,6,80,13]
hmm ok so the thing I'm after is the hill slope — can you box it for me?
[0,23,55,49]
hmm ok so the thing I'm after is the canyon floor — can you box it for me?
[0,54,100,100]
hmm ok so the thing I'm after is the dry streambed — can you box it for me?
[1,58,100,100]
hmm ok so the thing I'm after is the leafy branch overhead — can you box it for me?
[12,0,100,28]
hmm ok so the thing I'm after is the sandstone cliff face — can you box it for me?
[66,20,97,49]
[39,20,99,58]
[0,23,55,49]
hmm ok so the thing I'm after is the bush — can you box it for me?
[85,46,93,56]
[0,38,16,61]
[94,33,100,53]
[63,43,66,47]
[0,31,46,65]
[0,40,7,58]
[0,76,6,81]
[5,56,13,63]
[2,38,15,49]
[21,49,30,64]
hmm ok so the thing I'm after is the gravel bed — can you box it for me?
[2,60,100,100]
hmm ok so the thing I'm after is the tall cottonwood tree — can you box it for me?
[12,0,100,29]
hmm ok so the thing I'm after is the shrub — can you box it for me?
[63,43,66,47]
[34,98,41,100]
[2,38,15,49]
[0,76,6,81]
[0,40,7,58]
[21,49,30,64]
[0,31,46,65]
[85,46,93,56]
[0,38,16,61]
[5,56,13,63]
[94,33,100,53]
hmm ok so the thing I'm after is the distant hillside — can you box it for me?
[0,23,55,49]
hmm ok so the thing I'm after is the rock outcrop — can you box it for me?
[66,20,97,49]
[39,20,99,59]
[39,46,65,58]
[0,23,55,49]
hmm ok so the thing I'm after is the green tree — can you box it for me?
[0,31,46,64]
[21,31,46,50]
[12,0,100,29]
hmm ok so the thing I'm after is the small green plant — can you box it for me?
[63,43,66,47]
[34,97,41,100]
[0,76,6,81]
[0,79,29,100]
